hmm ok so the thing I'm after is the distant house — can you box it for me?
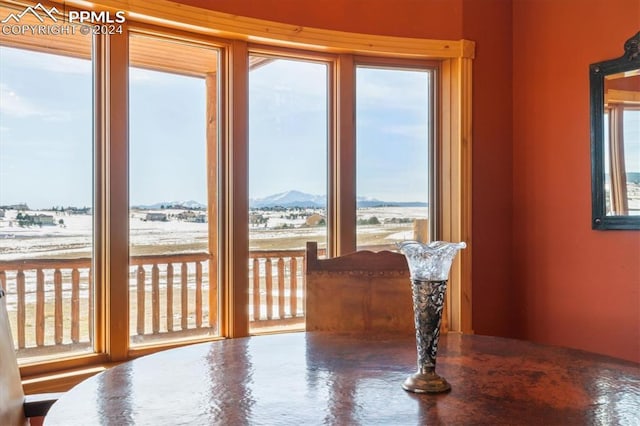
[33,214,56,226]
[145,212,168,222]
[5,203,29,211]
[176,211,206,223]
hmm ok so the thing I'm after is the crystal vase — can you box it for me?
[398,240,466,393]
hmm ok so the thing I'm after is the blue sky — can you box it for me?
[0,47,93,209]
[249,58,431,203]
[2,45,432,209]
[129,67,207,206]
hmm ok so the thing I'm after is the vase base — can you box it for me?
[402,372,451,394]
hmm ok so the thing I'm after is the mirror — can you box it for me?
[591,32,640,230]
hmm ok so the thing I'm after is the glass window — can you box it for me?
[624,109,639,215]
[128,34,219,346]
[0,1,468,375]
[356,66,433,251]
[248,56,328,333]
[605,107,640,216]
[0,20,94,364]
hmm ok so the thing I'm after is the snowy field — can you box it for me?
[0,206,427,260]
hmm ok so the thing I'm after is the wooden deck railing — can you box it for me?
[0,249,322,356]
[250,249,304,324]
[0,258,93,351]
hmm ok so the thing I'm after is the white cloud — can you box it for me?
[0,83,71,121]
[0,83,42,117]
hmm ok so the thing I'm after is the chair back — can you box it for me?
[305,242,415,334]
[0,289,27,426]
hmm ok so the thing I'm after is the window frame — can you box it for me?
[2,0,474,389]
[352,57,440,250]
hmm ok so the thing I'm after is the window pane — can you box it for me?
[605,111,611,214]
[0,28,94,362]
[605,107,639,216]
[128,34,219,346]
[248,57,328,333]
[356,67,432,251]
[624,109,639,215]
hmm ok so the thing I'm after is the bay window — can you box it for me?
[0,0,473,389]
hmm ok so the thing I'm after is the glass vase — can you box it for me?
[398,240,466,393]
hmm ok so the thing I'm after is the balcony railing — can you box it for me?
[0,248,324,359]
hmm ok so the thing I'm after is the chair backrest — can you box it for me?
[305,241,415,334]
[0,289,27,426]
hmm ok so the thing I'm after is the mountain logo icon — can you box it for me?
[1,3,60,24]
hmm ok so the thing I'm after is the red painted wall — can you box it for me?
[512,0,640,362]
[175,0,464,39]
[462,0,516,338]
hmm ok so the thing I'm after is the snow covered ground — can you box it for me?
[0,206,427,260]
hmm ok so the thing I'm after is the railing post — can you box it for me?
[277,257,285,319]
[17,270,26,349]
[88,267,94,344]
[137,265,146,335]
[152,264,160,334]
[196,262,203,328]
[290,257,298,318]
[181,262,188,330]
[167,263,174,332]
[54,269,63,345]
[72,268,80,343]
[252,258,260,321]
[36,269,45,346]
[265,258,273,320]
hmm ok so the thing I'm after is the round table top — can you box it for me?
[44,332,640,425]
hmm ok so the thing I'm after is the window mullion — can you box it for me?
[333,54,357,256]
[224,39,249,337]
[98,27,130,360]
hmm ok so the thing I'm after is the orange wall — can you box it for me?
[462,0,516,337]
[173,0,463,39]
[512,0,640,362]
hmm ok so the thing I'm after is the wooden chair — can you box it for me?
[305,241,416,334]
[0,289,61,426]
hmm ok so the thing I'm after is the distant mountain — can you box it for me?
[249,190,427,209]
[356,198,428,208]
[134,191,427,210]
[133,200,206,210]
[250,190,326,208]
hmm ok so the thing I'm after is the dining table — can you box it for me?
[44,331,640,425]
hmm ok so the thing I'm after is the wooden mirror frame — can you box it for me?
[590,31,640,230]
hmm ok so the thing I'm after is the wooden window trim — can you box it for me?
[4,0,474,391]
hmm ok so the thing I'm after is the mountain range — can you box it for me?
[249,190,427,208]
[133,200,206,210]
[133,190,427,210]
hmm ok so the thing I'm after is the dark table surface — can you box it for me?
[44,332,640,425]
